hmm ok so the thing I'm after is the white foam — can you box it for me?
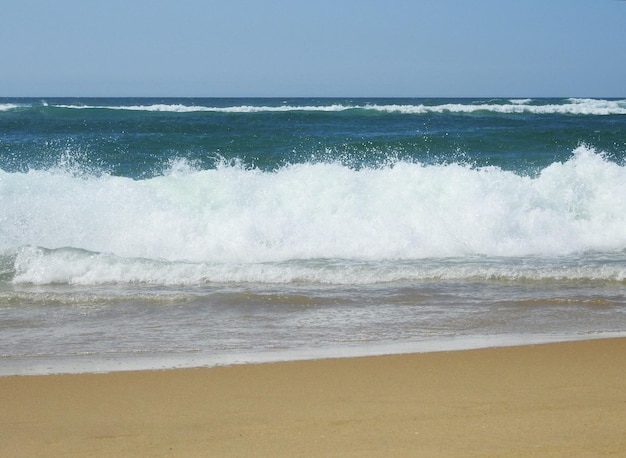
[8,247,626,285]
[2,146,626,285]
[0,103,20,111]
[509,98,533,105]
[51,99,626,115]
[55,103,351,113]
[366,98,626,115]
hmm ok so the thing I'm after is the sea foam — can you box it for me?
[2,146,625,285]
[46,98,626,115]
[0,103,21,112]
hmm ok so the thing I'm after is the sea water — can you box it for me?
[1,98,625,375]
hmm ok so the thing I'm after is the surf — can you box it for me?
[2,146,625,285]
[3,98,626,115]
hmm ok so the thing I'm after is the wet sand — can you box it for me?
[2,338,625,457]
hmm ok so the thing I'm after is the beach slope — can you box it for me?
[2,338,625,457]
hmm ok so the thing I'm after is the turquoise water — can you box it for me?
[3,97,625,176]
[1,98,625,374]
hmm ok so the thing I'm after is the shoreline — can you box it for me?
[3,331,626,377]
[2,337,626,457]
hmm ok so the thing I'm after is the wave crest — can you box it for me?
[5,98,625,115]
[2,146,625,271]
[5,246,625,286]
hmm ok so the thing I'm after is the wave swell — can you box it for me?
[3,98,626,115]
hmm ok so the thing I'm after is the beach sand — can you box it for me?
[2,338,625,457]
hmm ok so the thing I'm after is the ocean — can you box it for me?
[1,97,625,375]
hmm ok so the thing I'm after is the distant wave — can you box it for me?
[54,103,351,113]
[0,103,22,111]
[367,98,626,115]
[32,98,626,115]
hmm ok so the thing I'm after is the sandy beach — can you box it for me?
[2,338,625,457]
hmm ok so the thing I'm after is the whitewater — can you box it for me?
[28,97,626,115]
[1,145,625,285]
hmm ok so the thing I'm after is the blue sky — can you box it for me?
[2,0,625,97]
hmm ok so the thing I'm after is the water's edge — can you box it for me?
[3,331,625,377]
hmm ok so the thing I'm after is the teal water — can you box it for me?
[1,98,625,375]
[2,98,625,176]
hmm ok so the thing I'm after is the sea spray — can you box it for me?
[2,146,625,285]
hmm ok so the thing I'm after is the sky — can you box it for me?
[1,0,625,97]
